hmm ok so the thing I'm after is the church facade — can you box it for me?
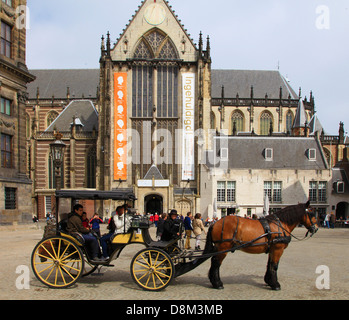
[25,0,348,220]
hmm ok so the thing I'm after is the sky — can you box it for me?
[26,0,349,135]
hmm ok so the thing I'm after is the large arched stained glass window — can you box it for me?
[231,111,244,134]
[260,112,273,135]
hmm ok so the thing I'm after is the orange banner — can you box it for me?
[114,73,128,181]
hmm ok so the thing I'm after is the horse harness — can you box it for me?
[217,216,291,254]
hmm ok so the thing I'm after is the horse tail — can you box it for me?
[203,224,216,255]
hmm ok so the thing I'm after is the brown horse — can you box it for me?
[205,201,318,290]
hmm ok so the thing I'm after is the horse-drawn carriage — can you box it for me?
[31,190,318,291]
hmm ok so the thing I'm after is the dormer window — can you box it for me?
[264,148,273,161]
[335,181,345,194]
[307,149,316,161]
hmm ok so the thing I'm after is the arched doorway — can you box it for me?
[144,194,163,215]
[336,202,349,220]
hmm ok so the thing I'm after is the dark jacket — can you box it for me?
[161,218,183,241]
[184,216,193,231]
[67,212,90,235]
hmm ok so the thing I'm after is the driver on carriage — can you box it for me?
[161,209,183,242]
[66,204,103,262]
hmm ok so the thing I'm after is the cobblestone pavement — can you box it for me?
[0,223,348,300]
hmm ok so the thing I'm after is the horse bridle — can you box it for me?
[305,208,318,237]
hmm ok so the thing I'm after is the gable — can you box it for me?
[111,0,197,62]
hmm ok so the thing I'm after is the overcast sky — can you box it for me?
[26,0,349,135]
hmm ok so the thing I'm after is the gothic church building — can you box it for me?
[26,0,320,219]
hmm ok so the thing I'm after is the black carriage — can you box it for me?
[31,189,187,291]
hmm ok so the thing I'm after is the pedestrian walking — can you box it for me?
[192,213,206,251]
[184,212,193,249]
[324,213,330,228]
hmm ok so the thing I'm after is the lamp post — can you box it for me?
[50,132,66,228]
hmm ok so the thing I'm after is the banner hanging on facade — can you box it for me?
[114,73,128,181]
[182,73,195,181]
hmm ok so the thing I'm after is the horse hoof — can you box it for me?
[271,286,281,291]
[212,284,224,290]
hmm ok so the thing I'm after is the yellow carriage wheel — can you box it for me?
[31,236,84,289]
[130,248,174,291]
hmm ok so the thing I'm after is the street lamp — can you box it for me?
[50,132,66,190]
[50,132,66,230]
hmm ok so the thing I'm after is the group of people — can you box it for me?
[65,204,209,263]
[156,211,206,251]
[66,204,130,263]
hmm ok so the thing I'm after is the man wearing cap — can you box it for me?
[161,209,183,242]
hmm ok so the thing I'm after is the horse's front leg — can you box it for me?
[209,252,227,290]
[264,246,284,291]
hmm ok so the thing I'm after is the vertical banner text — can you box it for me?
[182,73,195,181]
[114,73,128,181]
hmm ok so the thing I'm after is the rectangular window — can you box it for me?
[309,181,327,202]
[264,181,272,202]
[273,181,282,202]
[318,182,327,202]
[5,187,16,209]
[264,181,282,203]
[45,196,52,216]
[217,181,236,202]
[1,134,12,168]
[217,181,226,202]
[1,21,12,58]
[226,181,236,202]
[1,97,12,115]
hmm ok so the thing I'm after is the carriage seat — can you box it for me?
[147,240,176,249]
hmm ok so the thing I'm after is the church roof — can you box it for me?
[45,100,98,132]
[28,69,299,101]
[211,70,298,99]
[308,114,324,136]
[293,99,307,129]
[143,164,164,180]
[27,69,100,100]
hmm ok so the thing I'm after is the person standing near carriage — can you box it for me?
[184,212,193,249]
[161,210,183,242]
[192,213,206,251]
[156,213,167,241]
[67,204,102,262]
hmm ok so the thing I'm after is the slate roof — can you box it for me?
[45,100,98,132]
[143,164,164,180]
[28,69,298,100]
[207,136,328,170]
[211,70,298,99]
[27,69,100,100]
[293,99,307,129]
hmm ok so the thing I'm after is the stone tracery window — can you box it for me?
[47,111,59,128]
[133,29,179,60]
[231,111,244,134]
[260,111,273,135]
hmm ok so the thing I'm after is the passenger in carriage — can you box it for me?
[100,206,131,259]
[67,204,102,262]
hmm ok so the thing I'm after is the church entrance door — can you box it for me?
[145,194,163,215]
